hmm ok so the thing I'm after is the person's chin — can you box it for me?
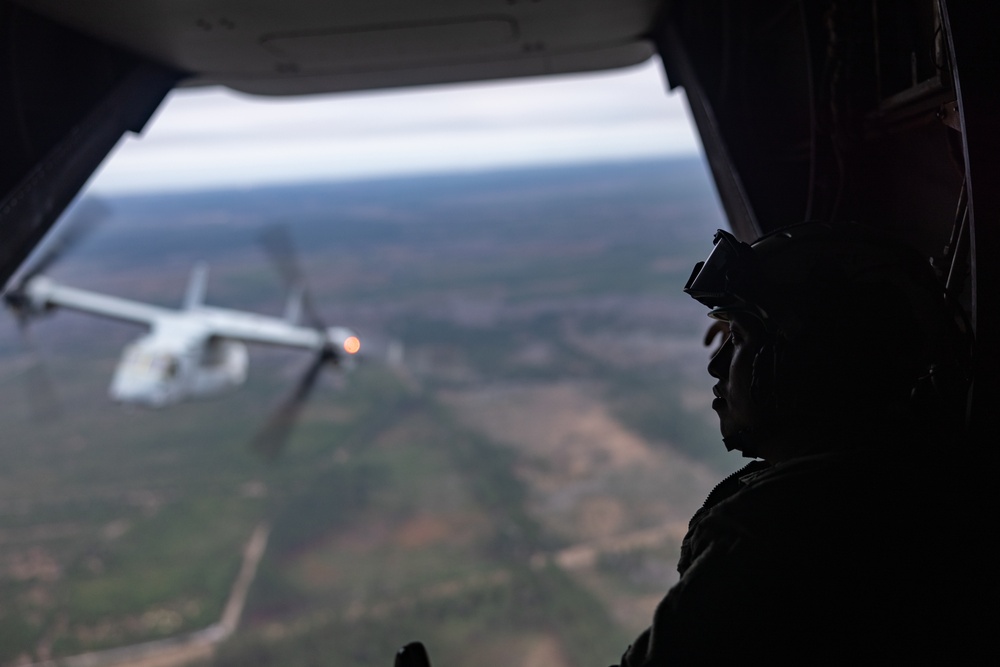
[717,416,741,441]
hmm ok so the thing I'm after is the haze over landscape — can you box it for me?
[0,156,736,666]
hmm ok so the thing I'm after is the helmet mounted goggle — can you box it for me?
[683,229,770,324]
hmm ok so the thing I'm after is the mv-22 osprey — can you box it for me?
[3,218,360,411]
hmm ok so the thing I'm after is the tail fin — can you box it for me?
[283,286,304,324]
[183,263,208,309]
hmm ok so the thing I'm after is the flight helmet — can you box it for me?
[685,222,970,451]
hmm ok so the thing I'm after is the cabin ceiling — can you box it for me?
[13,0,663,95]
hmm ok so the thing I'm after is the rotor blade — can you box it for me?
[19,197,111,282]
[257,225,303,285]
[298,290,326,332]
[257,225,326,329]
[250,348,334,460]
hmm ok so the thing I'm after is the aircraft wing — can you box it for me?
[195,307,358,357]
[21,276,172,327]
[196,308,325,351]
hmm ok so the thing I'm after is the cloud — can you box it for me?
[87,58,701,194]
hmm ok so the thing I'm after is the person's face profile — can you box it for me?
[707,313,765,447]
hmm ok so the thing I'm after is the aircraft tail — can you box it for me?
[183,263,208,309]
[283,286,304,324]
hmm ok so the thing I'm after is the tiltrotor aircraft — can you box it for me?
[4,214,360,421]
[6,264,359,409]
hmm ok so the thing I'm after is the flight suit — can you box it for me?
[616,450,975,665]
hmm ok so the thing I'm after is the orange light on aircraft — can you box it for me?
[343,336,361,355]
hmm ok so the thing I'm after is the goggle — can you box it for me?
[683,229,769,321]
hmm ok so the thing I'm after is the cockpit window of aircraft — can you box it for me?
[0,58,735,666]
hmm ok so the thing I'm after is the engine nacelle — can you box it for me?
[4,276,58,319]
[326,326,361,358]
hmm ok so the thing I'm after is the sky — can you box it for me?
[86,57,702,195]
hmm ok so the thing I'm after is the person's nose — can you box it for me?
[707,336,732,380]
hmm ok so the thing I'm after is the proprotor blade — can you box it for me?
[257,224,326,330]
[250,346,337,460]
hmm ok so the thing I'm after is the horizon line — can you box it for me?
[86,153,705,200]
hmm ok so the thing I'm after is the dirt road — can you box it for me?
[29,523,270,667]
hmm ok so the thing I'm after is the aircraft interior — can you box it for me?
[0,0,995,662]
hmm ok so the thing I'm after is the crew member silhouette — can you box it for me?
[616,222,976,664]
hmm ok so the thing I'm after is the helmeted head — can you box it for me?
[685,222,971,459]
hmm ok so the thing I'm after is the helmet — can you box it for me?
[686,222,971,450]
